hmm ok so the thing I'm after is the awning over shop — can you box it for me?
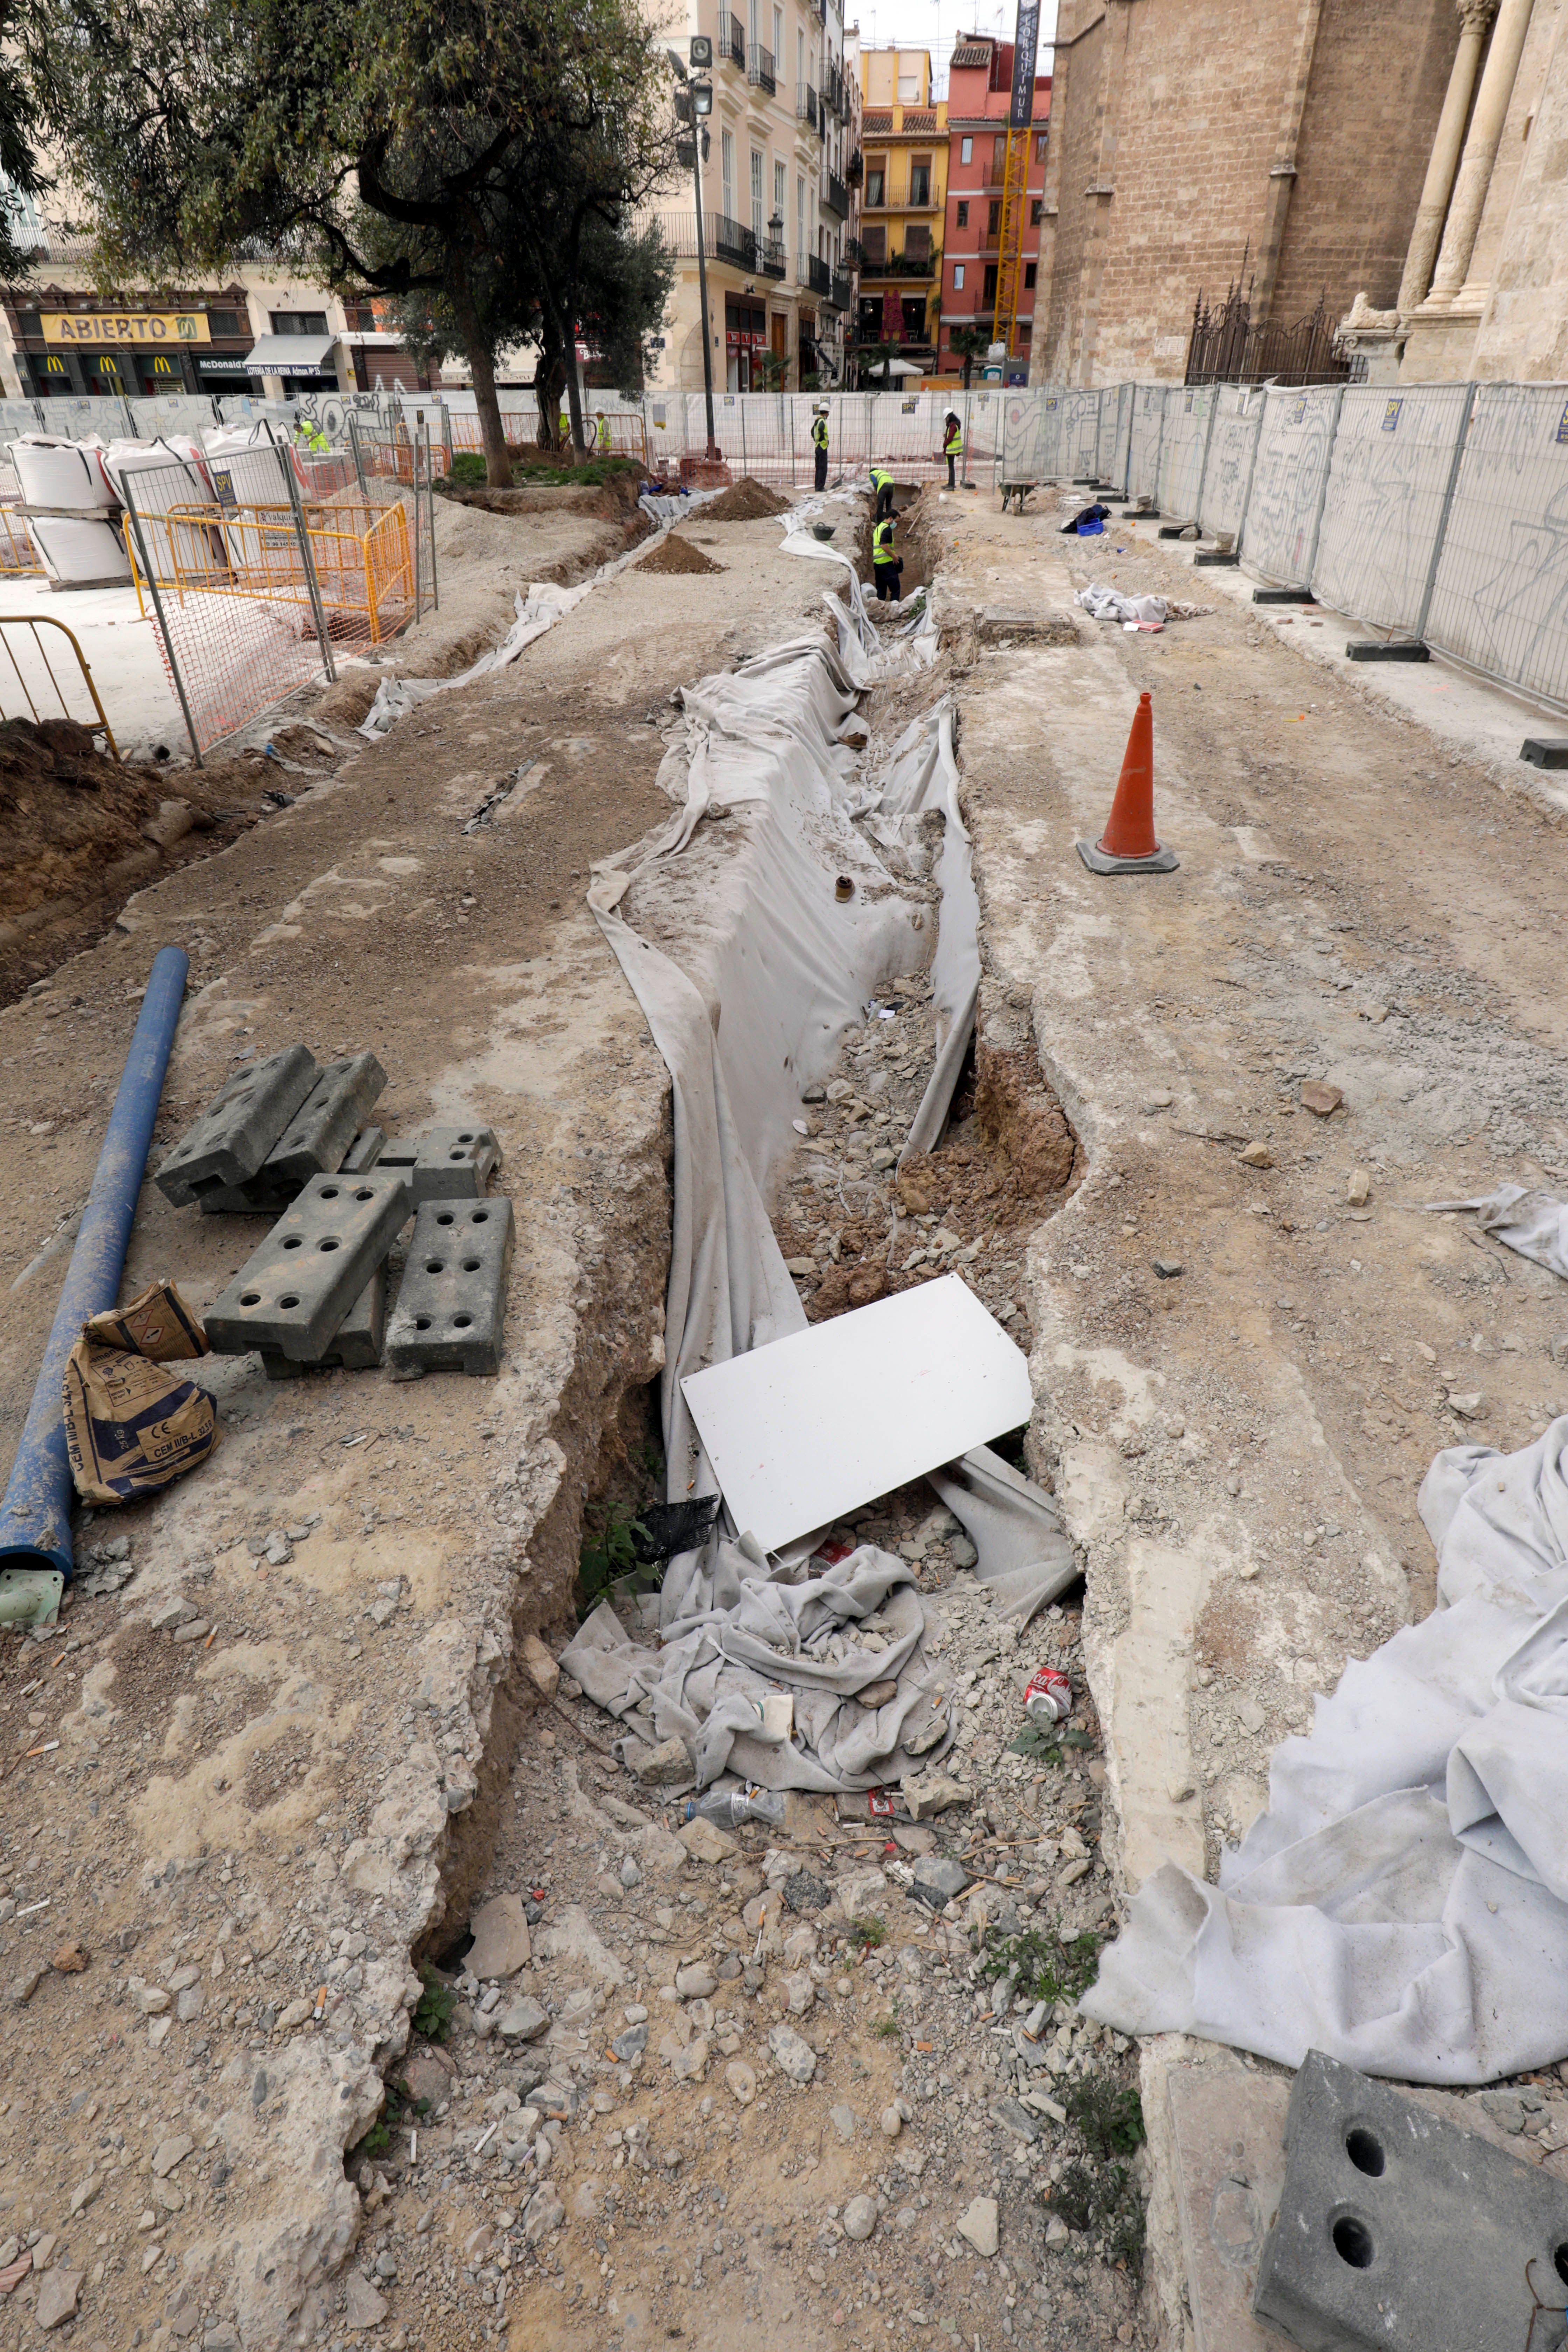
[245,333,338,372]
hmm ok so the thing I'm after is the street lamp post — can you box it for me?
[672,46,720,461]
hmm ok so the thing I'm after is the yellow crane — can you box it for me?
[992,1,1042,372]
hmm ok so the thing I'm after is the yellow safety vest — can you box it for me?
[873,517,897,562]
[812,415,828,450]
[870,465,892,492]
[944,420,963,454]
[596,415,610,450]
[559,407,570,434]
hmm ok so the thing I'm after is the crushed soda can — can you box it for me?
[1024,1665,1072,1725]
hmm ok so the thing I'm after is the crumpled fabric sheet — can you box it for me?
[574,534,1076,1785]
[1076,580,1168,627]
[1082,1418,1568,2082]
[1423,1184,1568,1281]
[559,1544,955,1792]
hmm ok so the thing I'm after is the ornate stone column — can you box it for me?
[1397,0,1498,316]
[1427,0,1536,302]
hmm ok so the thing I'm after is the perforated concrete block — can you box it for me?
[342,1125,386,1172]
[376,1125,501,1204]
[259,1262,388,1380]
[386,1195,513,1378]
[257,1051,386,1191]
[1253,2049,1568,2352]
[156,1046,318,1205]
[206,1169,410,1362]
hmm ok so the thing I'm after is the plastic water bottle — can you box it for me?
[683,1787,786,1829]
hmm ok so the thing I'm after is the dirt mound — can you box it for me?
[699,475,792,522]
[637,533,726,575]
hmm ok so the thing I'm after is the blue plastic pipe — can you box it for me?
[0,943,189,1580]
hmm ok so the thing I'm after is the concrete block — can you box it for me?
[1194,550,1241,567]
[1345,641,1429,663]
[376,1125,501,1204]
[342,1125,386,1172]
[156,1046,318,1205]
[206,1170,411,1362]
[1252,587,1315,605]
[1520,737,1568,769]
[255,1051,386,1193]
[258,1262,388,1379]
[386,1195,513,1378]
[1254,2049,1568,2352]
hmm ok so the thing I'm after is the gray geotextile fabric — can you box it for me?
[560,1541,955,1793]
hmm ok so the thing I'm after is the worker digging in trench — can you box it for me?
[872,508,903,602]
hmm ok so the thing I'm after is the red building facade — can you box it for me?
[937,35,1050,383]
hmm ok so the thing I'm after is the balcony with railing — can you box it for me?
[807,254,831,297]
[797,85,818,128]
[762,237,788,280]
[829,271,851,310]
[748,41,776,93]
[824,172,848,218]
[637,211,765,269]
[856,245,939,280]
[716,10,746,68]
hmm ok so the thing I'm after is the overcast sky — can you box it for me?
[851,0,1058,97]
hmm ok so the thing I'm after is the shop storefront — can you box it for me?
[245,325,343,399]
[5,299,255,399]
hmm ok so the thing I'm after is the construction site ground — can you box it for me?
[0,469,1565,2352]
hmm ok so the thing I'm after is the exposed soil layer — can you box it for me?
[0,718,277,1007]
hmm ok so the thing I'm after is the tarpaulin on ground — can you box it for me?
[1423,1185,1568,1282]
[1083,1418,1568,2082]
[572,515,1076,1787]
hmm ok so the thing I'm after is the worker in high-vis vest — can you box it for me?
[811,405,830,492]
[295,414,330,455]
[559,400,571,446]
[871,510,903,602]
[869,458,895,521]
[942,411,962,490]
[595,411,611,454]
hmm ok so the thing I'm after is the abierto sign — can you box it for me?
[41,311,211,346]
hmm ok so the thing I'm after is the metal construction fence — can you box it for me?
[16,370,1568,721]
[117,439,436,764]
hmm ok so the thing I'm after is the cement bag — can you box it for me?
[27,514,132,584]
[64,1279,219,1506]
[8,434,116,510]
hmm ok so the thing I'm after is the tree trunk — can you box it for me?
[448,259,511,488]
[536,351,566,450]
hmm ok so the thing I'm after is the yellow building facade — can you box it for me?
[853,49,947,380]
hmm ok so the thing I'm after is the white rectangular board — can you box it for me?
[680,1274,1032,1554]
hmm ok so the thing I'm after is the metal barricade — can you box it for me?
[1240,384,1343,587]
[1310,384,1474,640]
[1415,383,1568,706]
[1197,387,1264,544]
[1156,387,1217,523]
[118,444,424,761]
[1127,386,1167,504]
[0,614,119,754]
[0,505,44,576]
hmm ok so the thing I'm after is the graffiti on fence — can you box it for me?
[1127,386,1166,503]
[1241,385,1341,586]
[1197,387,1263,543]
[1310,383,1472,638]
[1425,383,1568,709]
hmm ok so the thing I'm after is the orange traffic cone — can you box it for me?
[1077,692,1179,875]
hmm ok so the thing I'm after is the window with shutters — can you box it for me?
[750,148,764,238]
[722,129,735,218]
[908,155,931,206]
[960,135,972,164]
[955,200,968,227]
